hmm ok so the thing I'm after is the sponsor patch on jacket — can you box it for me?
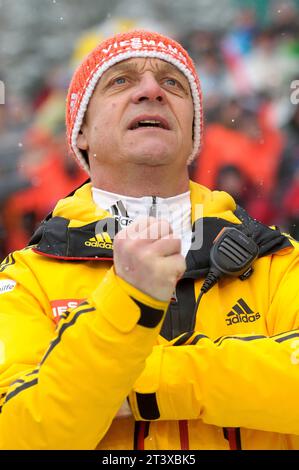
[0,279,16,295]
[84,232,113,249]
[225,298,260,326]
[50,299,84,323]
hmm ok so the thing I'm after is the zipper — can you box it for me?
[179,420,190,450]
[224,427,242,450]
[134,422,150,450]
[149,196,157,217]
[135,420,189,450]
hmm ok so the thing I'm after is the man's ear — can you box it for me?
[77,125,89,151]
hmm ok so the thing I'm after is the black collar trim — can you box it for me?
[30,205,292,278]
[184,206,291,279]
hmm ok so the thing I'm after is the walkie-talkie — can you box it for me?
[194,227,259,313]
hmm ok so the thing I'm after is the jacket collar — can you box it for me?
[30,181,292,279]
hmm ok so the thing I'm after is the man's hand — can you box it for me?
[113,217,186,301]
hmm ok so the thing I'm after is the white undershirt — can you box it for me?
[92,187,192,257]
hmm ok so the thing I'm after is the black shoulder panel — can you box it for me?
[184,205,292,279]
[32,217,117,260]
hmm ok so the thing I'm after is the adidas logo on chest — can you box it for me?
[226,298,260,326]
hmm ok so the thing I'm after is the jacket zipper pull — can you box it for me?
[149,196,157,218]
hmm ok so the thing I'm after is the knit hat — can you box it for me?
[66,30,203,174]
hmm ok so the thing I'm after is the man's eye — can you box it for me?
[114,77,127,85]
[165,78,178,87]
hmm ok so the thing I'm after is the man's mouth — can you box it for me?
[128,117,170,130]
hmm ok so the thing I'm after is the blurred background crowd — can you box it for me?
[0,0,298,259]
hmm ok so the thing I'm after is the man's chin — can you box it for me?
[129,152,173,166]
[126,141,177,163]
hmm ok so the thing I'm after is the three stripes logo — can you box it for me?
[109,200,132,228]
[85,200,133,249]
[85,232,113,249]
[226,298,260,326]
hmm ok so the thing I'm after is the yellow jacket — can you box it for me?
[0,181,299,450]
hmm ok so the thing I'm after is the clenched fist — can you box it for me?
[113,217,186,302]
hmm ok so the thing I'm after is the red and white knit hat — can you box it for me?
[66,30,203,174]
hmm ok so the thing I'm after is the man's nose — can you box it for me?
[131,73,166,103]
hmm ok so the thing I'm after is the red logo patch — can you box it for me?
[50,299,84,324]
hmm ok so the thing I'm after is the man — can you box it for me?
[0,30,299,450]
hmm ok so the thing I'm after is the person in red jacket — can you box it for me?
[193,98,283,197]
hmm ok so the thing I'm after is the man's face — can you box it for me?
[77,57,194,171]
